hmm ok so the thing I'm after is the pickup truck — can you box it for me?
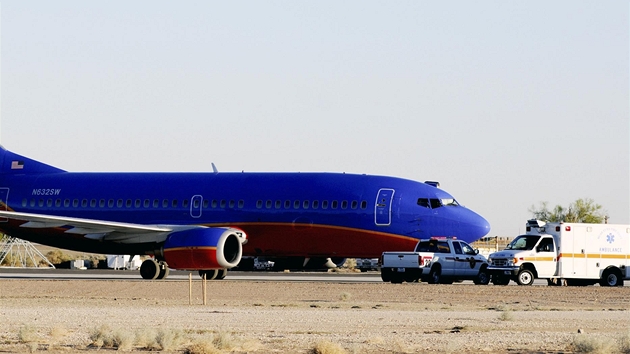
[380,237,490,285]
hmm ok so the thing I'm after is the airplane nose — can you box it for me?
[468,210,491,240]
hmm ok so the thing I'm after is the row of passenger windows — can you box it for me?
[22,198,368,211]
[255,199,367,210]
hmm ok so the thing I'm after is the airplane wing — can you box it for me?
[0,210,191,244]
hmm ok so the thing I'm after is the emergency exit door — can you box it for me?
[375,188,395,226]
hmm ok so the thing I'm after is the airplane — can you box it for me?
[0,146,490,279]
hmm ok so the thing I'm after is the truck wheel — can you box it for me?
[600,268,622,287]
[491,275,510,286]
[473,269,490,285]
[404,271,419,283]
[380,268,392,282]
[516,269,534,286]
[427,267,441,284]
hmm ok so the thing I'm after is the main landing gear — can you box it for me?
[140,259,170,280]
[199,269,227,280]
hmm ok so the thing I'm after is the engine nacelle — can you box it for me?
[162,227,246,270]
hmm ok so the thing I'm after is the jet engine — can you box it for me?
[162,227,246,270]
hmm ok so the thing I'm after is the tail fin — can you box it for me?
[0,146,65,174]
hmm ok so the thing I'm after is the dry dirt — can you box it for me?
[2,276,630,353]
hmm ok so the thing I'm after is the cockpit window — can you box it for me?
[430,199,441,208]
[441,198,459,206]
[417,198,430,208]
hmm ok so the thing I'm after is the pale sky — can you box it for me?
[1,1,628,237]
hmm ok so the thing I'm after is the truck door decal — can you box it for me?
[375,188,395,226]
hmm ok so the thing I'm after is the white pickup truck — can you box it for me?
[380,237,490,285]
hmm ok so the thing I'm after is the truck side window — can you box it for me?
[437,241,450,253]
[537,238,554,252]
[452,242,463,254]
[460,241,477,255]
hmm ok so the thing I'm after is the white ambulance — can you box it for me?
[487,220,630,286]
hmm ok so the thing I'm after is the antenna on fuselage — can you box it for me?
[211,163,218,174]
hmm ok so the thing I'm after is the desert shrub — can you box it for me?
[311,340,348,354]
[185,338,221,354]
[135,328,159,350]
[498,309,514,321]
[344,259,357,269]
[213,330,235,350]
[18,324,39,352]
[156,328,184,351]
[571,335,613,353]
[89,324,115,349]
[45,250,73,264]
[113,329,135,351]
[48,325,69,348]
[619,332,630,354]
[340,292,352,301]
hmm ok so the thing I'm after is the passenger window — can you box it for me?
[193,199,200,208]
[82,200,88,207]
[229,200,235,208]
[135,200,141,208]
[55,199,61,207]
[284,200,291,209]
[99,200,106,208]
[331,201,338,209]
[162,199,169,208]
[303,201,309,209]
[417,198,430,208]
[341,201,348,209]
[47,199,53,207]
[266,200,272,209]
[183,200,189,208]
[73,200,79,207]
[361,201,367,209]
[109,200,115,208]
[155,200,161,208]
[256,200,263,209]
[90,200,96,207]
[322,201,329,209]
[220,200,227,208]
[437,241,451,253]
[430,199,441,209]
[117,200,123,208]
[312,201,319,209]
[238,200,244,208]
[144,200,150,208]
[294,200,300,209]
[212,200,218,208]
[351,201,358,209]
[64,199,70,207]
[30,199,36,207]
[452,242,463,254]
[22,198,27,207]
[275,200,282,209]
[171,200,177,208]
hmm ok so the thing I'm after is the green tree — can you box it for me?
[529,198,607,223]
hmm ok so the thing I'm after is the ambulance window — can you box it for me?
[537,238,554,252]
[452,242,463,254]
[430,199,441,208]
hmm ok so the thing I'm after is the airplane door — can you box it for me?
[375,188,395,226]
[190,195,203,218]
[0,188,8,222]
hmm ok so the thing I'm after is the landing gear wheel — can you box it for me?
[199,269,219,280]
[140,259,160,280]
[491,275,510,286]
[157,262,169,280]
[216,269,227,280]
[474,269,490,285]
[516,269,534,286]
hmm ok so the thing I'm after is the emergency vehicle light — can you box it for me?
[565,226,571,231]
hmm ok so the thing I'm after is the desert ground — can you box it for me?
[2,276,630,353]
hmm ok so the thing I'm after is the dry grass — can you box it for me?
[311,340,348,354]
[185,338,222,354]
[339,292,352,301]
[571,334,614,353]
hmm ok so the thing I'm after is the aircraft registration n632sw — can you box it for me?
[0,146,490,279]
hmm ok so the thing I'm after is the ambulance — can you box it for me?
[487,220,630,286]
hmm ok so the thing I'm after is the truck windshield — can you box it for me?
[505,235,541,251]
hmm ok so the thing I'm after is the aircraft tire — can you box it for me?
[157,262,169,280]
[140,259,160,280]
[199,269,219,280]
[216,269,227,280]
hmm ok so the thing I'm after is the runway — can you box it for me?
[0,267,383,282]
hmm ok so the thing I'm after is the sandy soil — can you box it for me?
[2,277,630,353]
